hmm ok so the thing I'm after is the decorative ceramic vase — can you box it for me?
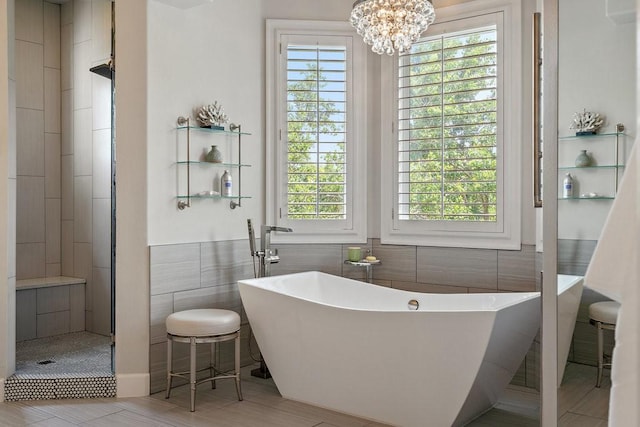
[575,149,592,167]
[205,145,222,163]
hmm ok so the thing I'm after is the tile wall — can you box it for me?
[149,240,256,393]
[16,283,85,341]
[65,0,112,335]
[149,239,539,393]
[15,0,112,337]
[148,237,614,392]
[15,0,60,279]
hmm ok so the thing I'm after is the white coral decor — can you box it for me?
[569,109,604,134]
[196,101,229,127]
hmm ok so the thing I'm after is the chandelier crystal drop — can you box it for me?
[350,0,436,56]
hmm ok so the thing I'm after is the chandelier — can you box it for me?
[350,0,436,56]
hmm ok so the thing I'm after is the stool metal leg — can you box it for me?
[190,337,197,412]
[235,333,243,401]
[211,342,217,389]
[164,329,242,411]
[165,337,173,399]
[596,321,604,388]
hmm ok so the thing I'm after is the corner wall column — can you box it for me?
[114,0,150,397]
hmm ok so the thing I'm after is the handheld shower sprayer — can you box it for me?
[247,219,258,278]
[247,219,257,257]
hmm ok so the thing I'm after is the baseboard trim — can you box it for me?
[116,373,150,397]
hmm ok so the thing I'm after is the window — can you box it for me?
[286,44,347,220]
[266,20,367,243]
[381,3,522,249]
[398,26,499,222]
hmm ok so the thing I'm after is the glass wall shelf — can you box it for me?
[177,195,252,200]
[176,161,252,168]
[558,196,615,201]
[557,128,625,200]
[177,125,251,136]
[175,116,250,210]
[558,165,622,170]
[558,131,625,141]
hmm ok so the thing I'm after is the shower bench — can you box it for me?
[16,276,86,342]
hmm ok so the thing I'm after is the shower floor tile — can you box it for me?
[15,331,111,376]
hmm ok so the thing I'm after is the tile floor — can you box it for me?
[466,362,610,427]
[15,332,111,375]
[0,361,610,426]
[6,333,114,401]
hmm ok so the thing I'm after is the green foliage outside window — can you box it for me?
[286,46,347,220]
[398,27,498,222]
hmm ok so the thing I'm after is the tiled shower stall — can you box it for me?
[14,0,112,340]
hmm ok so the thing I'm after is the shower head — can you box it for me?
[89,61,114,80]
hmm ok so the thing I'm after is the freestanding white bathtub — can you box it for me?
[238,271,541,427]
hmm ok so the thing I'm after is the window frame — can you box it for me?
[380,0,522,249]
[266,19,368,244]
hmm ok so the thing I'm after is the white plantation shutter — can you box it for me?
[397,25,498,222]
[286,44,347,219]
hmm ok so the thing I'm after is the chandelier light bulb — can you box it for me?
[350,0,435,55]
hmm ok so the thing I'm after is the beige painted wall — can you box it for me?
[0,0,17,385]
[113,0,149,396]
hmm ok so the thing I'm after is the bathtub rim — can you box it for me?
[557,273,583,294]
[238,271,540,313]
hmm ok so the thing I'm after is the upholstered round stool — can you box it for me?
[588,301,620,388]
[165,309,243,411]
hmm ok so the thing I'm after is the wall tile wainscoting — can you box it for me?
[149,238,542,393]
[149,237,612,395]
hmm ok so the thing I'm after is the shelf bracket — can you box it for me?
[229,123,242,209]
[177,116,191,210]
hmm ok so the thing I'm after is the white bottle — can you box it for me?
[563,173,573,198]
[221,170,232,197]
